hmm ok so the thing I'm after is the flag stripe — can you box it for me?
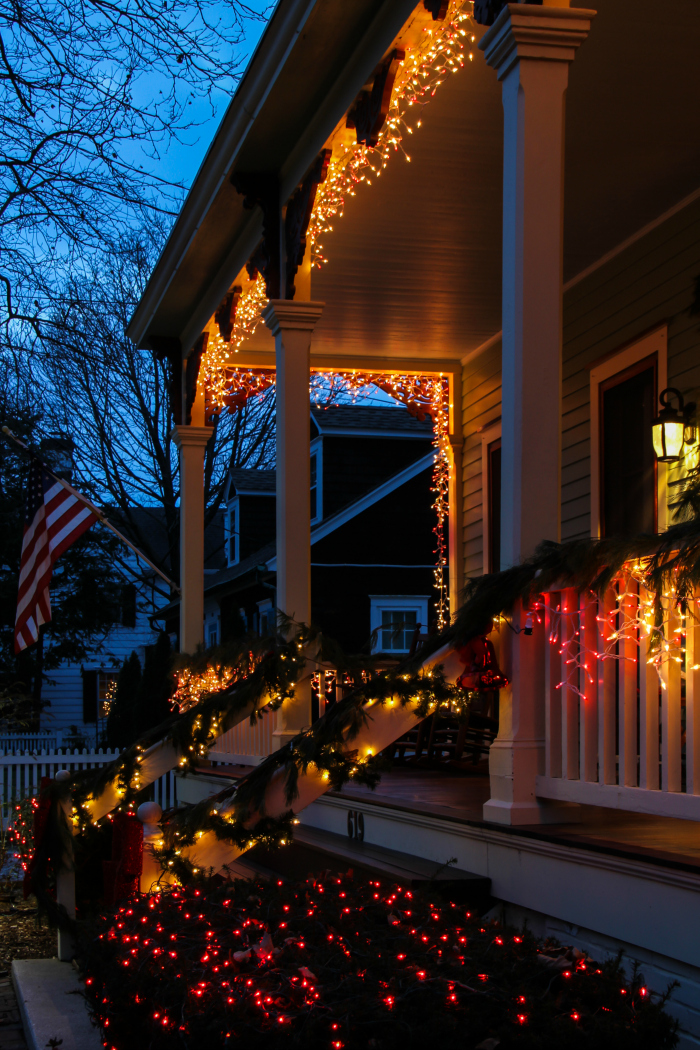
[14,464,98,653]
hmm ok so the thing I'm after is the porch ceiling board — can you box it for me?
[130,0,700,362]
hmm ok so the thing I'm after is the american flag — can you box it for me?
[14,462,99,653]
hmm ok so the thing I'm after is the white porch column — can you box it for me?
[480,2,594,825]
[263,299,324,745]
[172,425,211,653]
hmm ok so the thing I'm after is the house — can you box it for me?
[178,405,438,653]
[40,510,225,742]
[125,0,700,1043]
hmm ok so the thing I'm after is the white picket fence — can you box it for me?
[0,748,177,820]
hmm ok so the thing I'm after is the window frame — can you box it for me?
[589,326,667,539]
[310,439,323,526]
[369,595,430,654]
[226,499,240,566]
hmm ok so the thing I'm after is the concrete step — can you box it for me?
[12,960,101,1050]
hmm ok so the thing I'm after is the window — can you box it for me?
[120,583,136,628]
[207,624,219,647]
[590,327,667,538]
[601,362,656,536]
[227,502,239,565]
[98,672,118,720]
[369,596,430,654]
[257,598,274,637]
[310,447,322,524]
[480,422,501,573]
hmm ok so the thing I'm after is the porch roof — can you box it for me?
[128,0,700,363]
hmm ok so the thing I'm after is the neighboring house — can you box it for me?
[40,510,225,741]
[160,405,438,654]
[127,1,700,1043]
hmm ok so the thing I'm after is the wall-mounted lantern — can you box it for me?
[652,388,696,462]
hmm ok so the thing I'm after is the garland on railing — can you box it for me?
[33,471,700,920]
[153,664,470,884]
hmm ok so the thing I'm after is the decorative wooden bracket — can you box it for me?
[423,0,449,19]
[284,149,331,299]
[215,286,242,343]
[184,332,208,425]
[149,336,183,425]
[346,49,405,148]
[230,172,281,298]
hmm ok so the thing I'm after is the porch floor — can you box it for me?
[207,762,700,874]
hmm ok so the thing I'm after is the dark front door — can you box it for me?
[600,359,656,537]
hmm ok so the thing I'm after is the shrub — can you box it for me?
[78,872,678,1050]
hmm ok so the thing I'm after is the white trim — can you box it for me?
[589,326,667,539]
[369,595,430,654]
[310,439,323,525]
[480,422,501,574]
[265,451,435,569]
[537,774,700,822]
[226,500,240,567]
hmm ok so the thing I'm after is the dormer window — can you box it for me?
[227,501,239,566]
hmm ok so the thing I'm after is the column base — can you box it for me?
[483,798,582,826]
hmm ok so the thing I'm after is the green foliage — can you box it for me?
[107,652,143,750]
[0,400,124,708]
[77,875,679,1050]
[135,632,174,737]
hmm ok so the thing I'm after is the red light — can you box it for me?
[571,1013,580,1021]
[621,989,627,995]
[397,954,406,960]
[517,1014,528,1025]
[517,996,525,1004]
[563,970,572,978]
[417,971,426,980]
[639,987,648,997]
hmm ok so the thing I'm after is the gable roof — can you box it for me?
[310,405,433,438]
[228,468,276,496]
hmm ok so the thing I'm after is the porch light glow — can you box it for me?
[652,387,690,462]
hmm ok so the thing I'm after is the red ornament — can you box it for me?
[456,633,508,691]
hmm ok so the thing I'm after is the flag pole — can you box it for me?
[1,426,181,595]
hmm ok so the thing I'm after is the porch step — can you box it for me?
[237,824,492,907]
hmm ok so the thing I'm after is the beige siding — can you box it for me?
[460,196,700,582]
[461,341,501,579]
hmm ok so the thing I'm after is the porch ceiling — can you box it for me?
[131,0,700,363]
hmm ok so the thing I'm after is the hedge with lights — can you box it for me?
[78,872,678,1050]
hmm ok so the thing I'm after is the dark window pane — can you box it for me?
[488,441,501,573]
[82,669,98,723]
[602,365,656,537]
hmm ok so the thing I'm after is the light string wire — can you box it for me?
[543,564,697,701]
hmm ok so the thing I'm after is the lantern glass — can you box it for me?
[653,419,684,461]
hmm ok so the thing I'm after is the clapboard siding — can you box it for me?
[41,571,166,739]
[561,195,700,540]
[461,341,502,579]
[460,195,700,579]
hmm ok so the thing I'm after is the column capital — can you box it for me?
[171,424,212,450]
[262,299,324,337]
[480,4,595,79]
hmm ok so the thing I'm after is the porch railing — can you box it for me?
[208,667,369,766]
[535,581,700,820]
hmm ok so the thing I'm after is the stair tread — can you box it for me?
[294,824,488,884]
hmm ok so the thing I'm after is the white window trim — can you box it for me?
[226,499,240,566]
[589,325,667,539]
[310,438,323,525]
[369,595,430,654]
[480,422,501,575]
